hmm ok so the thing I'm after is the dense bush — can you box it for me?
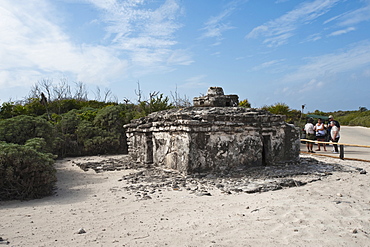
[25,138,49,153]
[83,135,121,154]
[76,120,122,155]
[348,115,370,127]
[94,105,126,132]
[335,110,370,127]
[262,103,301,124]
[0,142,56,200]
[239,99,251,108]
[135,94,174,118]
[52,110,82,157]
[0,115,53,148]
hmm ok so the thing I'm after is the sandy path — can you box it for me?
[1,153,370,247]
[340,126,370,146]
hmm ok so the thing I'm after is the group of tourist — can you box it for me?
[304,115,340,154]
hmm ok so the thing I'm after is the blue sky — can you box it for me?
[1,0,370,112]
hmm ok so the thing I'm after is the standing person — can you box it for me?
[328,115,340,129]
[330,121,340,154]
[304,118,316,153]
[315,118,327,151]
[327,115,340,151]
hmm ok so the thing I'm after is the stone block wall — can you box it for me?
[124,107,300,174]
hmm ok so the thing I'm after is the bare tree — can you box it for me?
[110,95,118,103]
[170,86,192,108]
[94,86,101,101]
[29,78,53,101]
[103,88,112,102]
[135,81,143,103]
[74,81,88,101]
[53,78,72,100]
[28,84,41,99]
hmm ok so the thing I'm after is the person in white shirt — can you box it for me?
[330,121,340,153]
[304,118,315,153]
[314,118,327,151]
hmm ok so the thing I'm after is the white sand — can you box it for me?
[1,126,370,247]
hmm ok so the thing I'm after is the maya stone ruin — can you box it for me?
[124,87,300,175]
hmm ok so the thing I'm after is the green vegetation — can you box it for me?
[0,142,56,200]
[329,107,370,127]
[238,99,251,108]
[261,103,301,124]
[0,81,175,200]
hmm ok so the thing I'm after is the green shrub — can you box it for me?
[76,120,124,155]
[23,98,47,116]
[83,135,121,155]
[336,110,370,126]
[48,99,82,114]
[79,107,98,122]
[262,102,301,124]
[239,99,251,108]
[0,115,53,148]
[56,110,81,135]
[25,138,49,153]
[0,102,15,119]
[262,102,290,115]
[348,116,370,127]
[0,142,56,200]
[94,105,126,132]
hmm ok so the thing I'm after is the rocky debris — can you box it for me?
[355,168,367,174]
[77,228,86,234]
[74,155,357,195]
[73,156,147,173]
[0,237,9,245]
[120,170,311,196]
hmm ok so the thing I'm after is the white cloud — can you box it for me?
[298,79,324,93]
[252,59,285,71]
[246,0,340,46]
[303,33,322,42]
[0,0,192,94]
[88,0,192,69]
[200,0,242,40]
[90,0,182,48]
[167,50,194,66]
[335,2,370,26]
[283,41,370,84]
[328,27,356,37]
[0,0,129,89]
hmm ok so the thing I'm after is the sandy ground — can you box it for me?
[1,127,370,247]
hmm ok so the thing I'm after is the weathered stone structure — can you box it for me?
[193,87,239,107]
[124,89,300,174]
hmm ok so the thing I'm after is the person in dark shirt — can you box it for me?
[328,115,340,129]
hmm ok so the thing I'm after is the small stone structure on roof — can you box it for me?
[193,87,239,107]
[124,87,300,175]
